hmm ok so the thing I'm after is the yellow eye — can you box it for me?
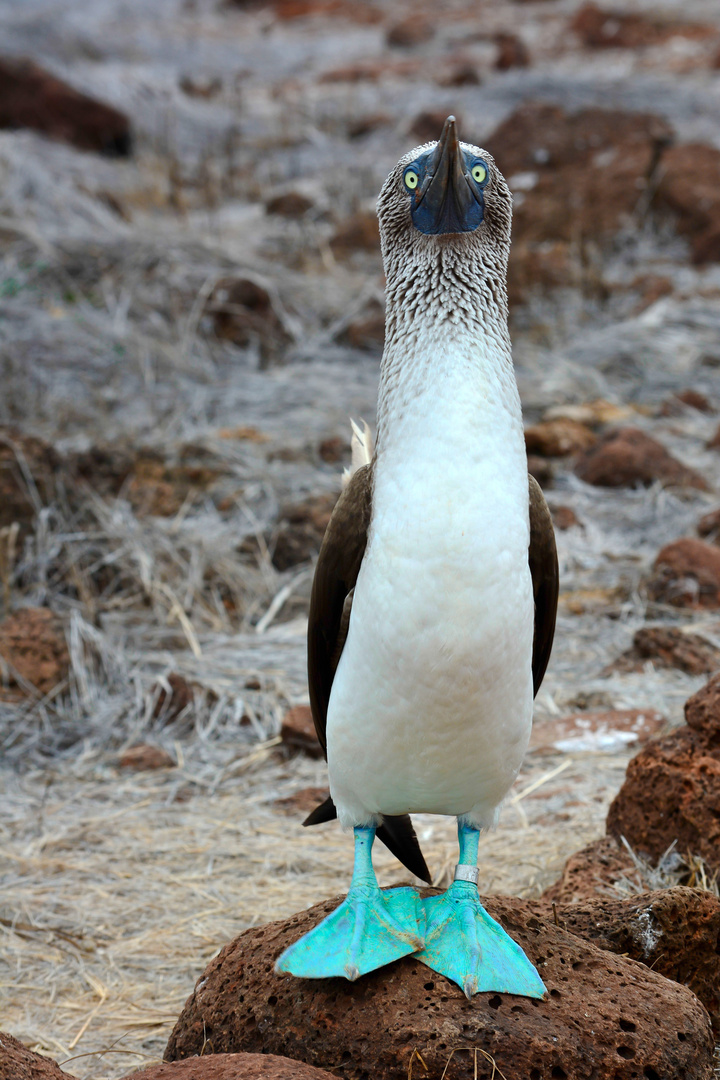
[404,170,419,190]
[471,163,487,184]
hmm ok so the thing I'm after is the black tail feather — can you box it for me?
[304,796,431,885]
[377,814,432,885]
[303,794,337,826]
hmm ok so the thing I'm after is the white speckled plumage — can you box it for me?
[325,138,534,832]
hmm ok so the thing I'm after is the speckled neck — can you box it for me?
[376,233,514,453]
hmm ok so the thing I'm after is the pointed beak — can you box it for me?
[412,116,482,235]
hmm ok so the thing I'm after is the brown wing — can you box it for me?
[304,462,431,884]
[307,463,373,753]
[528,474,559,697]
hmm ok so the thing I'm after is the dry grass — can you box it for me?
[1,0,720,1076]
[607,836,720,898]
[1,743,627,1080]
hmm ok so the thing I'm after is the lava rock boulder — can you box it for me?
[270,493,336,571]
[647,539,720,608]
[542,835,637,904]
[524,419,597,458]
[0,608,70,698]
[698,507,720,543]
[571,3,713,50]
[607,673,720,871]
[0,1032,76,1080]
[279,705,323,758]
[612,625,720,675]
[165,893,714,1080]
[0,427,60,533]
[484,105,673,302]
[574,427,708,489]
[0,57,131,155]
[531,887,720,1032]
[124,1052,339,1079]
[208,277,292,367]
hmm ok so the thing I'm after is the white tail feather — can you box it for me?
[341,418,374,489]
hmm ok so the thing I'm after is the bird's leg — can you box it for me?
[275,826,425,981]
[415,819,547,999]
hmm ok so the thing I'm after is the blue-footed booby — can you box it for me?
[275,116,558,998]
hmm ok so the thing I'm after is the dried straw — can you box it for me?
[1,738,630,1080]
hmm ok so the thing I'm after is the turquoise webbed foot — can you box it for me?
[415,823,547,1000]
[275,827,425,981]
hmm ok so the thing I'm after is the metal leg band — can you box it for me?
[454,864,479,885]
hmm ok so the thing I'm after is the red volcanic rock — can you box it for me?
[319,58,421,84]
[571,3,714,49]
[494,33,530,70]
[271,0,381,21]
[613,625,720,675]
[152,673,199,722]
[632,273,673,312]
[671,389,714,413]
[500,108,668,254]
[280,705,323,758]
[385,17,434,48]
[329,210,380,257]
[178,74,222,100]
[435,61,481,88]
[485,105,673,302]
[530,887,720,1032]
[126,453,222,518]
[0,57,131,155]
[524,418,596,457]
[0,427,59,532]
[544,399,634,428]
[656,144,720,264]
[698,506,720,542]
[542,835,637,904]
[208,277,291,367]
[0,1032,76,1080]
[685,671,720,736]
[0,608,69,697]
[607,674,720,870]
[486,104,720,287]
[574,427,708,489]
[274,786,329,816]
[64,443,133,499]
[346,112,392,139]
[511,242,572,302]
[338,298,385,351]
[317,436,346,464]
[647,538,720,609]
[119,743,176,770]
[164,892,714,1079]
[526,454,554,489]
[409,109,465,145]
[124,1052,339,1079]
[264,190,314,218]
[271,493,336,571]
[551,505,580,530]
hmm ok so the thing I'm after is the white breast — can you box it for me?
[326,327,534,831]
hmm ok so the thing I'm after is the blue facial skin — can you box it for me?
[403,148,489,236]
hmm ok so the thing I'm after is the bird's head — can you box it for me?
[377,116,512,298]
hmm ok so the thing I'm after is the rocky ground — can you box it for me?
[2,0,720,1076]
